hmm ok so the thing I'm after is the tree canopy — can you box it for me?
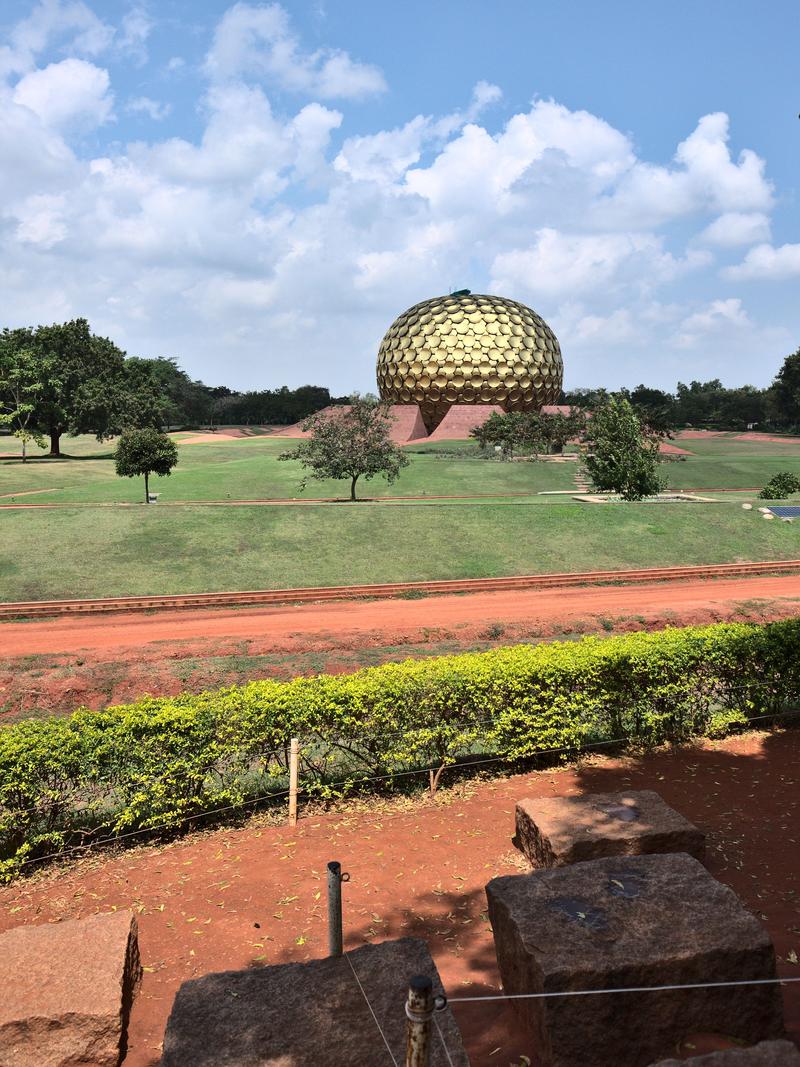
[279,394,409,500]
[470,409,585,457]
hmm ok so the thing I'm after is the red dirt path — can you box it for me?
[4,573,800,659]
[0,732,797,1065]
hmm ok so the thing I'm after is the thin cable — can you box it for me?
[11,702,800,868]
[446,975,800,1004]
[17,787,291,868]
[344,951,399,1067]
[2,704,793,822]
[433,1013,456,1067]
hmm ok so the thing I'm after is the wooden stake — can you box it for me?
[288,737,299,826]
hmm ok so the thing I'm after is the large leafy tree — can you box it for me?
[114,428,179,502]
[34,319,130,455]
[279,394,409,501]
[582,396,665,501]
[769,348,800,429]
[0,319,175,455]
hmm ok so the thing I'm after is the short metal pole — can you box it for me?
[405,974,433,1067]
[288,737,299,826]
[327,860,343,957]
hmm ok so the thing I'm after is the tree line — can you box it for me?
[563,347,800,433]
[0,318,344,458]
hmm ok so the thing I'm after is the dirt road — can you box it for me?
[3,573,800,658]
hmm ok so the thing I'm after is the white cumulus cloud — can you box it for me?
[723,243,800,281]
[676,297,753,348]
[0,0,113,78]
[697,212,771,248]
[13,57,113,129]
[127,95,171,120]
[205,2,386,99]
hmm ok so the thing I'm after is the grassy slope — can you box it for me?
[2,502,799,601]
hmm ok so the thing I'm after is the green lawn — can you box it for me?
[2,502,799,601]
[4,430,800,603]
[0,435,577,503]
[665,436,800,490]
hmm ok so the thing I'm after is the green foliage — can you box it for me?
[2,617,798,880]
[770,348,800,429]
[759,471,800,499]
[114,428,179,501]
[470,410,584,457]
[582,396,666,500]
[279,393,410,500]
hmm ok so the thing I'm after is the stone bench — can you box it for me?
[486,853,783,1067]
[514,789,705,868]
[162,936,469,1067]
[650,1041,800,1065]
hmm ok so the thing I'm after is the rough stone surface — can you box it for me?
[161,937,470,1067]
[514,789,706,868]
[650,1041,800,1065]
[486,853,784,1067]
[0,910,141,1067]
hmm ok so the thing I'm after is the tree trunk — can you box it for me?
[21,438,27,464]
[48,428,61,458]
[350,475,358,501]
[144,470,149,503]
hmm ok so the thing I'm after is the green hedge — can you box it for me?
[2,618,799,880]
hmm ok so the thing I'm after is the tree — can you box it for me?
[114,428,179,502]
[629,384,676,435]
[0,319,128,456]
[770,348,800,429]
[0,338,48,462]
[581,396,665,501]
[759,472,800,500]
[279,394,409,501]
[471,409,585,458]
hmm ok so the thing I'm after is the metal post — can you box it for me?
[327,860,343,957]
[405,974,433,1067]
[288,737,299,826]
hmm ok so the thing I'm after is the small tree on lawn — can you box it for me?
[114,428,178,502]
[0,339,48,462]
[582,396,665,501]
[279,393,409,501]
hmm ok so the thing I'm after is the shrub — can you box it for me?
[2,619,799,880]
[759,471,800,499]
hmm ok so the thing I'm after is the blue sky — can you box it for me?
[1,1,797,393]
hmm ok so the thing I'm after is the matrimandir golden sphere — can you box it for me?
[376,291,563,432]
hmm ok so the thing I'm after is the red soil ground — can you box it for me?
[3,575,800,718]
[6,574,800,660]
[0,732,797,1065]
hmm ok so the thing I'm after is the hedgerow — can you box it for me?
[2,618,799,881]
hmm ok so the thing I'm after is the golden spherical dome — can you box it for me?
[376,291,563,432]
